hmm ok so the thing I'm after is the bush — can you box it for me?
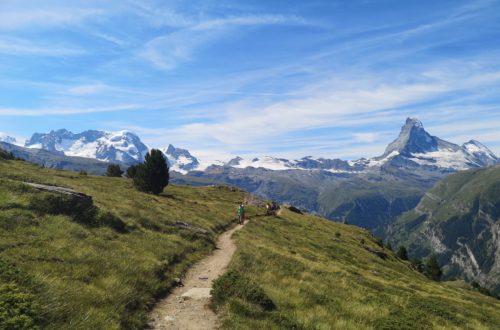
[133,149,169,195]
[78,170,88,176]
[0,283,42,330]
[106,164,123,177]
[334,232,341,239]
[396,246,408,260]
[385,242,393,251]
[211,270,276,312]
[425,254,442,281]
[0,261,44,329]
[126,165,138,178]
[410,258,425,273]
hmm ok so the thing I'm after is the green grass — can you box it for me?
[217,209,500,329]
[0,159,257,329]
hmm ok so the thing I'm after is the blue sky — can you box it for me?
[1,0,499,161]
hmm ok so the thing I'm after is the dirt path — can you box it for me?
[148,221,246,330]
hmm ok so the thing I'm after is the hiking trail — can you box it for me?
[148,221,246,330]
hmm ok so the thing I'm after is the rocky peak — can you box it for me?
[383,117,438,157]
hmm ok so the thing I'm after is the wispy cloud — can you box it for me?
[0,104,139,116]
[67,83,111,95]
[0,7,103,30]
[140,14,312,70]
[0,37,85,56]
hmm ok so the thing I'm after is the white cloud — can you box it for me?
[0,37,84,56]
[67,83,111,95]
[352,133,379,143]
[0,7,103,30]
[140,14,311,70]
[0,104,138,116]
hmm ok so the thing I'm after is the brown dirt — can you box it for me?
[148,221,246,330]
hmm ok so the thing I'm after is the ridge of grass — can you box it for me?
[217,209,500,329]
[0,159,257,329]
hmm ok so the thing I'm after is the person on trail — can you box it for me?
[237,203,245,224]
[265,202,271,216]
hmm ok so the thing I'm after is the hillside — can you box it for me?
[1,156,499,329]
[386,165,500,295]
[0,158,256,329]
[216,209,500,329]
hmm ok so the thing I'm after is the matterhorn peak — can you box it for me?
[404,117,424,128]
[382,118,438,157]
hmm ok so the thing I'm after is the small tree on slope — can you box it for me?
[106,164,123,177]
[396,246,408,260]
[133,149,169,195]
[425,254,442,281]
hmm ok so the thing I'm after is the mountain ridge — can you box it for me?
[12,118,499,173]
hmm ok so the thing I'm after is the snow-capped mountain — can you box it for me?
[25,129,149,164]
[208,118,498,173]
[462,140,498,166]
[0,133,20,146]
[15,118,499,173]
[367,118,499,171]
[162,144,200,174]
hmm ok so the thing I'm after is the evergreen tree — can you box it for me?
[126,165,138,178]
[106,164,123,177]
[396,246,408,260]
[385,241,393,251]
[410,258,425,273]
[425,254,442,281]
[133,149,169,195]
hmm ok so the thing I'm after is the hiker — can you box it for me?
[265,202,271,215]
[237,203,245,224]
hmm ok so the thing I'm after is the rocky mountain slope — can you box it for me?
[0,133,19,145]
[386,165,500,295]
[25,129,149,164]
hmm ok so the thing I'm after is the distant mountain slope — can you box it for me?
[386,165,500,294]
[0,142,125,175]
[25,129,149,164]
[0,133,19,145]
[162,144,200,174]
[188,118,498,232]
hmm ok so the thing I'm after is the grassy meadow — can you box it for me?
[215,209,500,329]
[0,159,256,329]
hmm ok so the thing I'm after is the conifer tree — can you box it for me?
[396,246,408,260]
[106,164,123,177]
[133,149,169,195]
[425,254,442,281]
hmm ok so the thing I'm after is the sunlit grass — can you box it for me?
[219,210,500,329]
[0,159,256,328]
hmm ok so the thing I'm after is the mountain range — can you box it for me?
[1,118,498,233]
[4,118,498,174]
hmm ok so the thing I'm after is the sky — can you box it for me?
[0,0,499,161]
